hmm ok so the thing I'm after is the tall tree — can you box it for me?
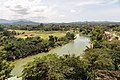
[0,55,13,80]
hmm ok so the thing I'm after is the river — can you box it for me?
[9,34,90,80]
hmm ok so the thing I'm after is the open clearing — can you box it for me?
[9,30,66,39]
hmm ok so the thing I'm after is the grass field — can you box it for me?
[9,30,66,39]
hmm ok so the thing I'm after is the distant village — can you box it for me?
[104,31,120,41]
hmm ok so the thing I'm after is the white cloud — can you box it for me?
[70,10,76,13]
[0,0,120,22]
[74,0,119,6]
[0,0,58,22]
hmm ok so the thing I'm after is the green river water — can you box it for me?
[9,34,90,80]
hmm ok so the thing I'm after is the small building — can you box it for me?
[104,31,120,41]
[104,31,111,40]
[24,34,33,37]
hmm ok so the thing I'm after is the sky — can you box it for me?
[0,0,120,23]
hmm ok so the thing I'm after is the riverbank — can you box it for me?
[10,34,90,77]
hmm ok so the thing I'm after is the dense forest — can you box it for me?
[0,23,120,80]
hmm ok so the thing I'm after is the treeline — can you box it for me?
[1,23,120,33]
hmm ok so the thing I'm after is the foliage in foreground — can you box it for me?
[0,55,13,80]
[22,54,94,80]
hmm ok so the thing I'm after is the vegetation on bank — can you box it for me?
[0,30,75,61]
[22,24,120,80]
[0,55,13,79]
[22,54,93,80]
[0,23,120,79]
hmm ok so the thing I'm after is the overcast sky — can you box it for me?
[0,0,120,22]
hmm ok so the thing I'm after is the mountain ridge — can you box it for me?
[0,18,120,25]
[0,19,39,25]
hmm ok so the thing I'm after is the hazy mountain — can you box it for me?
[0,19,12,24]
[0,19,120,25]
[68,21,120,25]
[12,20,39,25]
[0,19,39,25]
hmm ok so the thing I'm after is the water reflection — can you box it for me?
[53,34,90,56]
